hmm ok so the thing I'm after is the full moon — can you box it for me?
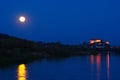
[19,16,26,22]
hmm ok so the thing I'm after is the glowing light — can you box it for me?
[95,40,101,43]
[19,16,26,22]
[90,40,95,44]
[17,64,27,80]
[106,41,110,45]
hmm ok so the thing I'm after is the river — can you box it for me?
[0,52,120,80]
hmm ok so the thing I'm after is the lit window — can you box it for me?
[96,40,101,43]
[90,40,95,44]
[106,41,110,44]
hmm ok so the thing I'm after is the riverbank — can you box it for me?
[0,33,119,67]
[0,48,101,68]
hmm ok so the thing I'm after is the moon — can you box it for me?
[19,16,26,23]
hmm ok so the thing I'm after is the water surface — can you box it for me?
[0,52,120,80]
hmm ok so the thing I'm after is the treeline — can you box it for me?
[0,33,87,55]
[0,33,98,66]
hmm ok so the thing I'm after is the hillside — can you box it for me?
[0,33,115,67]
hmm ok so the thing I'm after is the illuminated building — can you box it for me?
[89,39,110,48]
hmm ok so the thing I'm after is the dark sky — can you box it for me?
[0,0,120,45]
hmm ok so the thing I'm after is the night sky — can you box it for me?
[0,0,120,45]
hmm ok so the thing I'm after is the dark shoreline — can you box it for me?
[0,48,110,68]
[0,33,120,68]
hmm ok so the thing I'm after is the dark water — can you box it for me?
[0,52,120,80]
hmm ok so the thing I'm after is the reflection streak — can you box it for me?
[90,52,110,80]
[90,55,94,64]
[90,54,94,80]
[96,53,101,80]
[17,64,27,80]
[107,52,110,80]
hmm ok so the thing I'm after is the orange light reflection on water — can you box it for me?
[106,52,110,80]
[17,64,27,80]
[96,53,101,72]
[90,53,101,80]
[90,55,94,64]
[90,52,110,80]
[96,53,101,80]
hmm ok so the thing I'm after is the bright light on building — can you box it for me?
[89,39,110,48]
[90,40,95,44]
[106,41,110,45]
[95,40,101,43]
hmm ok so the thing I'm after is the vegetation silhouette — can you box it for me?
[0,33,119,67]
